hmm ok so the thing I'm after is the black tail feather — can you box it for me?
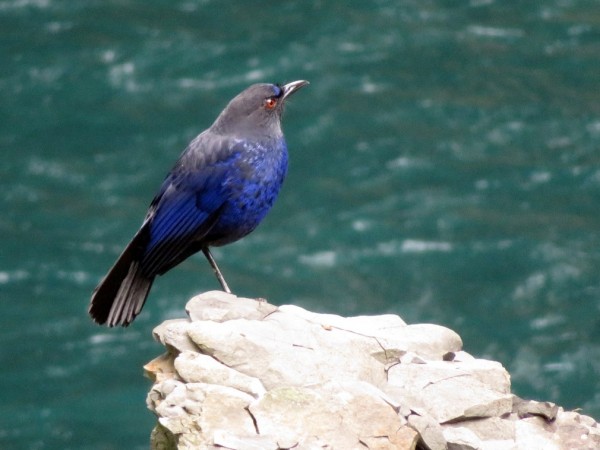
[89,231,154,327]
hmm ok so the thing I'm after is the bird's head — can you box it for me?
[211,80,309,136]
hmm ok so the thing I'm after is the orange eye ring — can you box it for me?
[264,98,277,110]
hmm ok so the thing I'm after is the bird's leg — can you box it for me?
[202,247,232,294]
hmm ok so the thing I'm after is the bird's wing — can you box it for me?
[139,137,243,275]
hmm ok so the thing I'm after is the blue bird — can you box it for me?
[89,80,309,326]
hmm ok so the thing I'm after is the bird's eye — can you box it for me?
[264,97,278,110]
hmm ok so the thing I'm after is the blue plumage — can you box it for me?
[89,80,308,326]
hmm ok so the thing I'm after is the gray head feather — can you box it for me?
[211,81,309,137]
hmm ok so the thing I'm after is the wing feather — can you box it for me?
[139,139,244,276]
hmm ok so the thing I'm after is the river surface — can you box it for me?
[2,0,600,448]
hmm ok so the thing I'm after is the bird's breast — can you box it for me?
[206,139,288,245]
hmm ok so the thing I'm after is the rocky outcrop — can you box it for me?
[145,291,600,449]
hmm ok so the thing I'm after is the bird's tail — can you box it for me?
[89,231,154,327]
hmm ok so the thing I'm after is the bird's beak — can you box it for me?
[282,80,309,100]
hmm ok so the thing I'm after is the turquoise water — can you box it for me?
[2,0,600,447]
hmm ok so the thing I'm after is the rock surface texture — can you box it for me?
[146,291,600,450]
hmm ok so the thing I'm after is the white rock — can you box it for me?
[408,413,447,450]
[551,408,600,449]
[147,294,600,450]
[444,416,515,442]
[152,319,196,354]
[152,381,257,447]
[278,303,407,330]
[514,417,560,450]
[513,397,558,421]
[445,424,517,450]
[144,353,177,383]
[400,351,427,365]
[186,290,277,322]
[387,360,512,423]
[186,313,388,390]
[384,385,432,418]
[212,430,280,450]
[454,359,511,393]
[443,426,482,450]
[481,441,517,450]
[377,323,463,360]
[452,351,476,362]
[248,381,417,449]
[173,351,266,398]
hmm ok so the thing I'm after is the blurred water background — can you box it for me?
[1,0,600,448]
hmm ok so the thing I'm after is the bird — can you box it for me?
[89,80,309,327]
